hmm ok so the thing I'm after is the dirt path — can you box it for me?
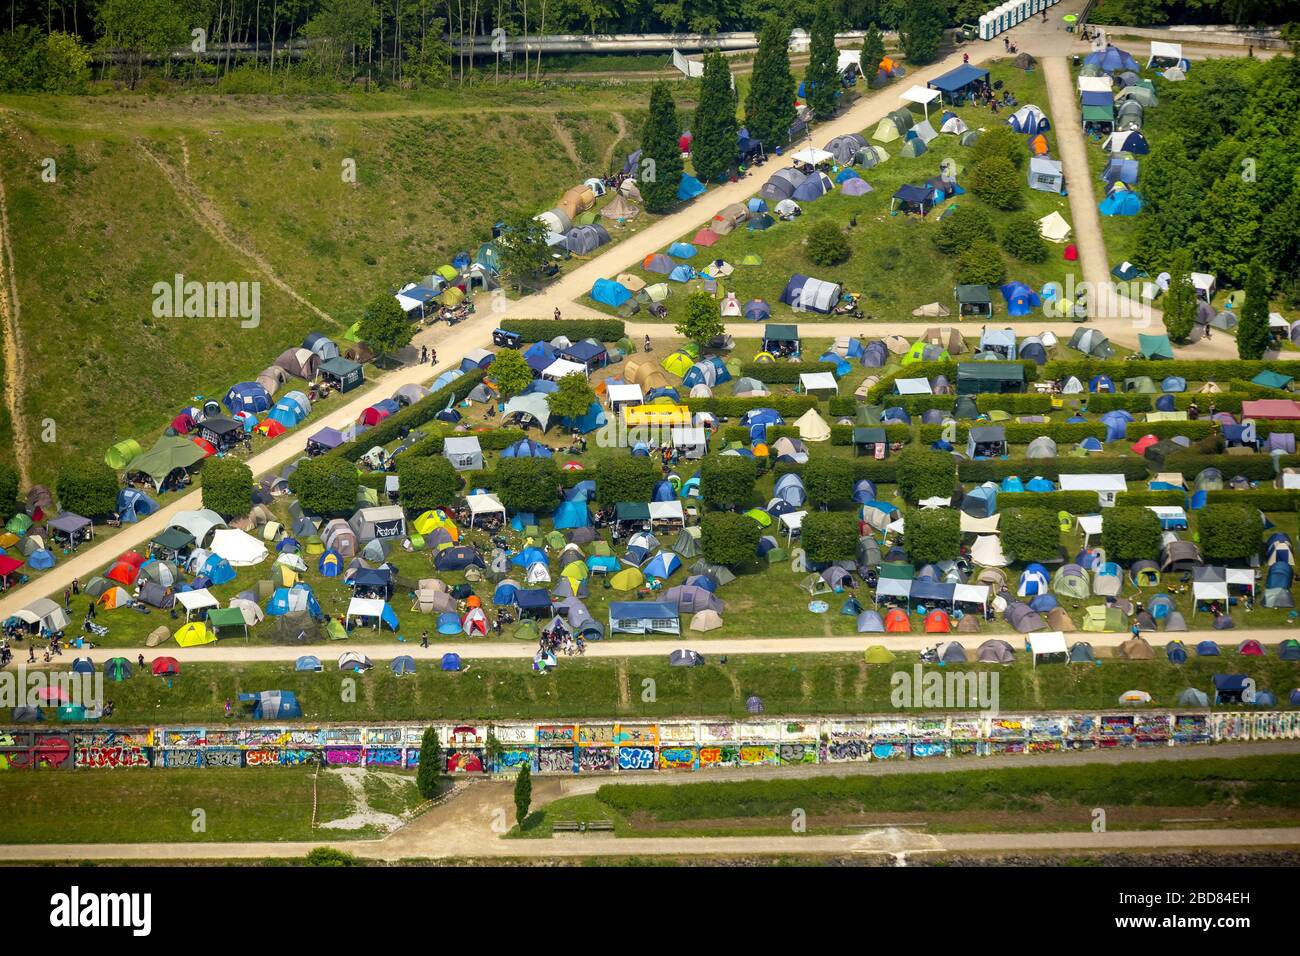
[139,138,339,329]
[602,111,629,171]
[32,624,1300,666]
[4,741,1298,862]
[0,141,31,488]
[549,117,583,168]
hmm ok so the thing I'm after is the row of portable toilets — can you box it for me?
[980,0,1061,39]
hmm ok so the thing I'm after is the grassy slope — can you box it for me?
[525,754,1300,836]
[0,87,645,484]
[32,651,1300,724]
[0,766,420,843]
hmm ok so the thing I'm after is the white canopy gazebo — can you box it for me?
[1028,631,1068,667]
[901,85,941,120]
[780,510,807,545]
[465,492,506,529]
[175,588,219,622]
[789,147,834,167]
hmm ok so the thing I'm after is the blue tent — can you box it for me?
[1000,282,1041,316]
[747,197,768,213]
[1196,640,1221,656]
[223,381,272,414]
[512,546,548,568]
[239,690,302,719]
[643,551,682,580]
[502,438,553,458]
[774,473,807,507]
[1001,476,1025,493]
[436,612,462,634]
[493,582,519,605]
[1089,374,1115,392]
[677,174,706,201]
[1078,436,1103,451]
[268,396,307,428]
[1166,641,1188,664]
[1085,45,1140,73]
[199,554,236,585]
[116,488,158,523]
[441,653,462,672]
[668,242,697,259]
[1099,190,1143,215]
[390,655,417,676]
[1025,477,1055,493]
[668,265,695,282]
[591,278,631,307]
[562,401,607,434]
[294,655,322,672]
[835,168,861,183]
[1161,376,1186,392]
[1101,412,1130,442]
[792,173,833,201]
[1102,157,1139,185]
[553,500,591,529]
[853,479,877,504]
[1155,394,1175,412]
[587,555,620,574]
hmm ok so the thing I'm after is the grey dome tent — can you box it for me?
[976,639,1014,663]
[939,641,968,663]
[1068,641,1097,664]
[564,224,612,255]
[856,609,885,633]
[1005,602,1045,633]
[825,133,868,164]
[1025,436,1057,459]
[1177,687,1210,707]
[759,168,807,202]
[668,648,704,667]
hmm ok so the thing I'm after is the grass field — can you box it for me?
[0,765,421,843]
[590,59,1076,324]
[24,650,1300,724]
[523,753,1300,836]
[0,85,649,483]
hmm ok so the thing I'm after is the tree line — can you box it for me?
[0,0,967,91]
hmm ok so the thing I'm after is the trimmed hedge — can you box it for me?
[1165,454,1279,482]
[1115,490,1188,507]
[688,395,819,418]
[1042,358,1297,383]
[500,319,624,343]
[740,361,840,384]
[1203,489,1300,512]
[997,491,1100,513]
[830,424,911,446]
[334,369,486,463]
[957,458,1151,482]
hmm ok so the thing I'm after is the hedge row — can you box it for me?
[739,361,840,384]
[1041,358,1295,384]
[873,393,1055,416]
[334,369,487,463]
[919,422,1108,444]
[686,395,819,418]
[957,457,1152,482]
[1164,454,1281,482]
[1203,489,1300,512]
[1115,490,1189,507]
[996,491,1101,512]
[500,319,625,343]
[1084,392,1249,414]
[829,424,911,445]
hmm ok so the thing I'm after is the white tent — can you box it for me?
[799,372,838,396]
[954,583,990,610]
[670,426,708,459]
[543,358,587,381]
[970,535,1008,567]
[607,383,643,411]
[837,49,861,73]
[789,147,834,166]
[208,528,269,567]
[176,588,219,621]
[465,492,506,528]
[1038,211,1071,243]
[649,500,685,525]
[1078,75,1114,94]
[960,512,1000,534]
[1148,40,1182,66]
[894,377,932,395]
[901,85,941,119]
[1028,631,1067,667]
[169,509,227,548]
[671,48,704,78]
[793,408,831,442]
[780,510,807,544]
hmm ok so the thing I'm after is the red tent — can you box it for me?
[1064,244,1079,261]
[152,657,180,677]
[1241,399,1300,421]
[1237,639,1265,656]
[170,412,195,434]
[924,610,951,633]
[0,554,23,581]
[106,551,145,585]
[255,419,287,438]
[357,406,389,427]
[693,228,721,246]
[678,131,693,153]
[884,608,910,632]
[191,437,217,457]
[1130,434,1159,455]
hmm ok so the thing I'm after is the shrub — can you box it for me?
[200,457,253,519]
[495,457,562,514]
[597,457,660,505]
[0,463,19,523]
[702,511,761,566]
[954,239,1006,286]
[802,456,854,507]
[999,508,1061,562]
[416,726,442,799]
[500,319,623,342]
[896,447,956,503]
[397,457,462,513]
[903,508,960,565]
[801,511,859,563]
[971,124,1026,170]
[55,461,118,518]
[304,848,360,867]
[969,155,1024,211]
[1197,504,1260,562]
[290,456,360,517]
[1101,506,1163,563]
[701,455,758,509]
[933,205,996,255]
[1001,212,1048,263]
[806,220,852,267]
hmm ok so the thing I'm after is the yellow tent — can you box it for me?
[442,286,465,307]
[174,622,217,647]
[413,509,460,540]
[864,644,896,664]
[273,563,299,588]
[610,568,645,592]
[562,560,589,582]
[661,351,694,378]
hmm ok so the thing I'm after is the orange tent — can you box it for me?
[924,610,951,633]
[880,57,896,74]
[255,419,286,438]
[1029,134,1049,155]
[191,437,216,457]
[465,594,481,609]
[884,608,910,633]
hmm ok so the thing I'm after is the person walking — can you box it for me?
[420,345,428,364]
[420,630,429,649]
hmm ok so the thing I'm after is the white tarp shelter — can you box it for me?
[895,377,933,395]
[543,358,588,381]
[1078,75,1114,94]
[465,493,506,528]
[789,147,834,166]
[208,528,269,567]
[799,372,839,396]
[1028,630,1068,666]
[780,510,807,544]
[901,85,941,119]
[607,383,644,409]
[649,500,685,524]
[176,588,219,621]
[1148,41,1182,66]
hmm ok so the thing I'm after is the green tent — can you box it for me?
[956,362,1025,395]
[1082,104,1115,123]
[1252,370,1293,391]
[1137,333,1174,360]
[125,436,207,488]
[208,606,250,639]
[514,619,540,641]
[864,645,896,664]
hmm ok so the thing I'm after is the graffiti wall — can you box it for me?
[2,710,1298,774]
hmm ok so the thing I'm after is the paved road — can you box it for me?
[35,624,1299,666]
[4,740,1298,861]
